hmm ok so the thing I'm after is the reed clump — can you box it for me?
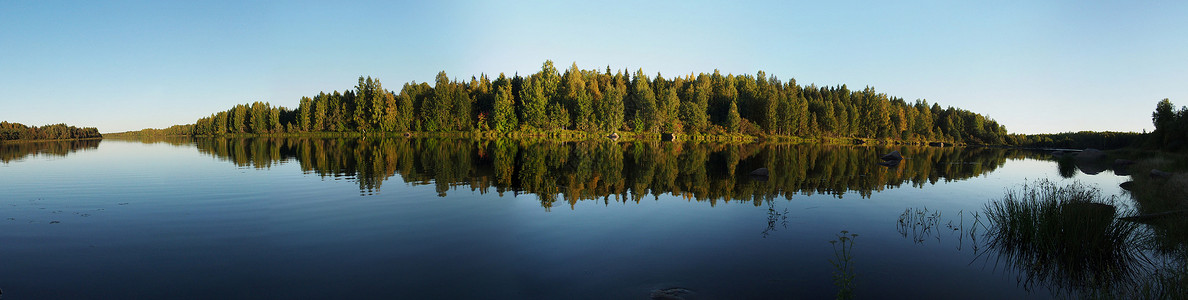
[983,179,1144,296]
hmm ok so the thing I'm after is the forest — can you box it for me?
[0,121,102,141]
[180,61,1015,144]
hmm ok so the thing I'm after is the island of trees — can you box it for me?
[0,121,101,142]
[155,61,1018,145]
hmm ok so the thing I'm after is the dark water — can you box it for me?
[0,137,1164,299]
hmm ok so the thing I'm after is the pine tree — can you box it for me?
[492,75,518,132]
[727,100,741,133]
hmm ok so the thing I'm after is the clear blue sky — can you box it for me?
[2,0,1185,134]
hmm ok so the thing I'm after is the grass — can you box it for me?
[982,179,1146,297]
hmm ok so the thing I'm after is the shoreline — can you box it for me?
[104,130,974,146]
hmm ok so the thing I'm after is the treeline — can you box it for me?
[193,136,1033,208]
[107,124,197,137]
[1149,98,1188,151]
[184,61,1011,144]
[1011,131,1145,150]
[0,121,101,141]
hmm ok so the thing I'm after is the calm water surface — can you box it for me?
[0,138,1148,299]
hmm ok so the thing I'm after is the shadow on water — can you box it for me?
[0,139,101,163]
[1056,155,1078,178]
[184,136,1037,208]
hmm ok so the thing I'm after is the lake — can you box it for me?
[0,137,1170,299]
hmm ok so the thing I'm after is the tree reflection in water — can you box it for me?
[0,139,101,163]
[186,136,1034,207]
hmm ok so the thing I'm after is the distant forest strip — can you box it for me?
[106,125,197,137]
[0,121,102,141]
[1014,131,1145,150]
[165,61,1020,144]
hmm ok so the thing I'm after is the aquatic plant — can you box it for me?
[982,179,1146,297]
[829,230,858,300]
[897,207,943,244]
[761,199,790,238]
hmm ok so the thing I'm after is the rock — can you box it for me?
[607,132,620,140]
[1112,159,1134,176]
[651,287,694,300]
[662,133,676,141]
[1075,159,1108,175]
[877,160,900,167]
[402,132,411,137]
[750,168,769,177]
[1150,169,1172,179]
[880,150,903,161]
[1052,150,1066,156]
[853,139,866,145]
[1076,148,1105,161]
[1119,181,1134,190]
[928,142,945,147]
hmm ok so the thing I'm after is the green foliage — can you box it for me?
[1013,131,1144,150]
[520,77,548,130]
[984,179,1144,297]
[727,100,741,133]
[628,69,657,132]
[491,74,518,133]
[167,61,1019,144]
[0,121,102,141]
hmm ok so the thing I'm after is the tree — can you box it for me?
[313,93,327,131]
[599,74,627,132]
[628,69,657,132]
[520,77,548,130]
[657,85,681,132]
[172,60,1019,144]
[727,100,741,133]
[452,84,473,131]
[423,71,454,132]
[492,74,518,132]
[298,96,312,132]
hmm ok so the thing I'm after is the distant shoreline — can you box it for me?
[103,130,973,146]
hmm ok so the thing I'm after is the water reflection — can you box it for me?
[901,180,1172,298]
[830,230,859,300]
[982,180,1144,297]
[103,135,196,147]
[0,139,101,163]
[185,137,1040,206]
